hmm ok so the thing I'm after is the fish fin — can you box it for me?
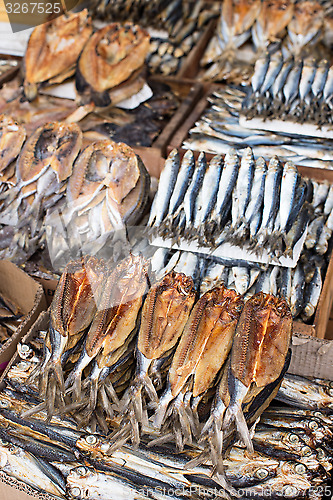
[98,386,114,420]
[45,375,57,419]
[88,377,99,414]
[104,380,120,407]
[147,432,175,448]
[129,411,140,449]
[142,374,158,403]
[21,401,46,418]
[223,405,253,453]
[152,388,173,430]
[184,451,209,469]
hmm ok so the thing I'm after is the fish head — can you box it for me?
[290,1,324,35]
[67,466,96,498]
[279,460,314,481]
[76,434,110,456]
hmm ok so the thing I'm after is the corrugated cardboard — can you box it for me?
[0,260,47,365]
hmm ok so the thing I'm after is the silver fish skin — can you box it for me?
[271,58,294,99]
[276,162,299,235]
[150,247,169,275]
[251,53,271,94]
[290,262,305,317]
[183,152,207,226]
[311,59,329,99]
[259,413,333,444]
[298,58,317,103]
[236,471,312,499]
[278,267,292,304]
[285,203,310,254]
[253,425,320,464]
[254,269,271,294]
[301,266,322,319]
[323,66,333,102]
[242,157,267,226]
[323,184,333,215]
[256,156,282,244]
[305,215,325,249]
[166,149,195,218]
[155,251,181,280]
[260,53,284,96]
[148,149,180,228]
[231,147,255,227]
[232,267,250,295]
[173,251,198,280]
[315,221,332,255]
[200,262,226,295]
[276,373,333,411]
[263,406,333,429]
[249,210,262,240]
[0,438,66,498]
[282,58,303,107]
[210,148,239,225]
[312,181,330,209]
[193,154,223,229]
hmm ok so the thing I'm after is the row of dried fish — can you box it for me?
[0,118,150,264]
[0,309,332,498]
[148,147,316,261]
[201,0,333,83]
[183,88,333,169]
[147,247,324,321]
[243,53,333,125]
[22,253,293,480]
[0,373,331,499]
[23,10,150,107]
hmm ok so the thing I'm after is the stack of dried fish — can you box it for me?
[183,87,333,169]
[146,1,218,76]
[147,246,325,322]
[45,139,150,269]
[243,53,333,126]
[0,121,150,265]
[201,0,332,83]
[148,147,314,262]
[22,10,93,101]
[0,120,82,263]
[0,262,330,499]
[90,0,218,77]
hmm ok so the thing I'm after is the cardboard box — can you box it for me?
[0,260,46,366]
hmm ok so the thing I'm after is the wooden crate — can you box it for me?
[166,86,333,340]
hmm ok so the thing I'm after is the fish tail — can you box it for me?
[45,376,57,419]
[142,374,158,403]
[177,405,193,446]
[152,389,173,430]
[129,411,140,449]
[132,385,143,423]
[99,386,114,419]
[88,378,99,414]
[104,380,120,407]
[214,472,239,499]
[184,451,209,469]
[53,361,65,395]
[223,405,253,453]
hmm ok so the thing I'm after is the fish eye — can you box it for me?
[0,400,9,408]
[328,389,333,397]
[70,487,81,498]
[76,467,87,476]
[288,433,299,443]
[20,344,30,353]
[301,446,312,456]
[85,435,97,445]
[17,361,29,370]
[317,448,325,459]
[308,420,319,430]
[295,463,306,475]
[255,468,269,479]
[100,443,110,453]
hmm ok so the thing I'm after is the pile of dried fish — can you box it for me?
[184,87,333,169]
[201,0,333,83]
[90,0,218,76]
[23,10,93,101]
[0,291,24,348]
[146,246,325,322]
[0,120,150,265]
[146,1,218,76]
[243,53,333,125]
[148,147,315,262]
[0,266,331,499]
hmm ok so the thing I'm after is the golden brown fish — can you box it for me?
[23,10,93,101]
[253,0,294,51]
[64,254,148,401]
[0,115,26,174]
[76,23,150,106]
[222,293,292,452]
[287,1,324,55]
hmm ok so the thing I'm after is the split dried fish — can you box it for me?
[23,10,93,101]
